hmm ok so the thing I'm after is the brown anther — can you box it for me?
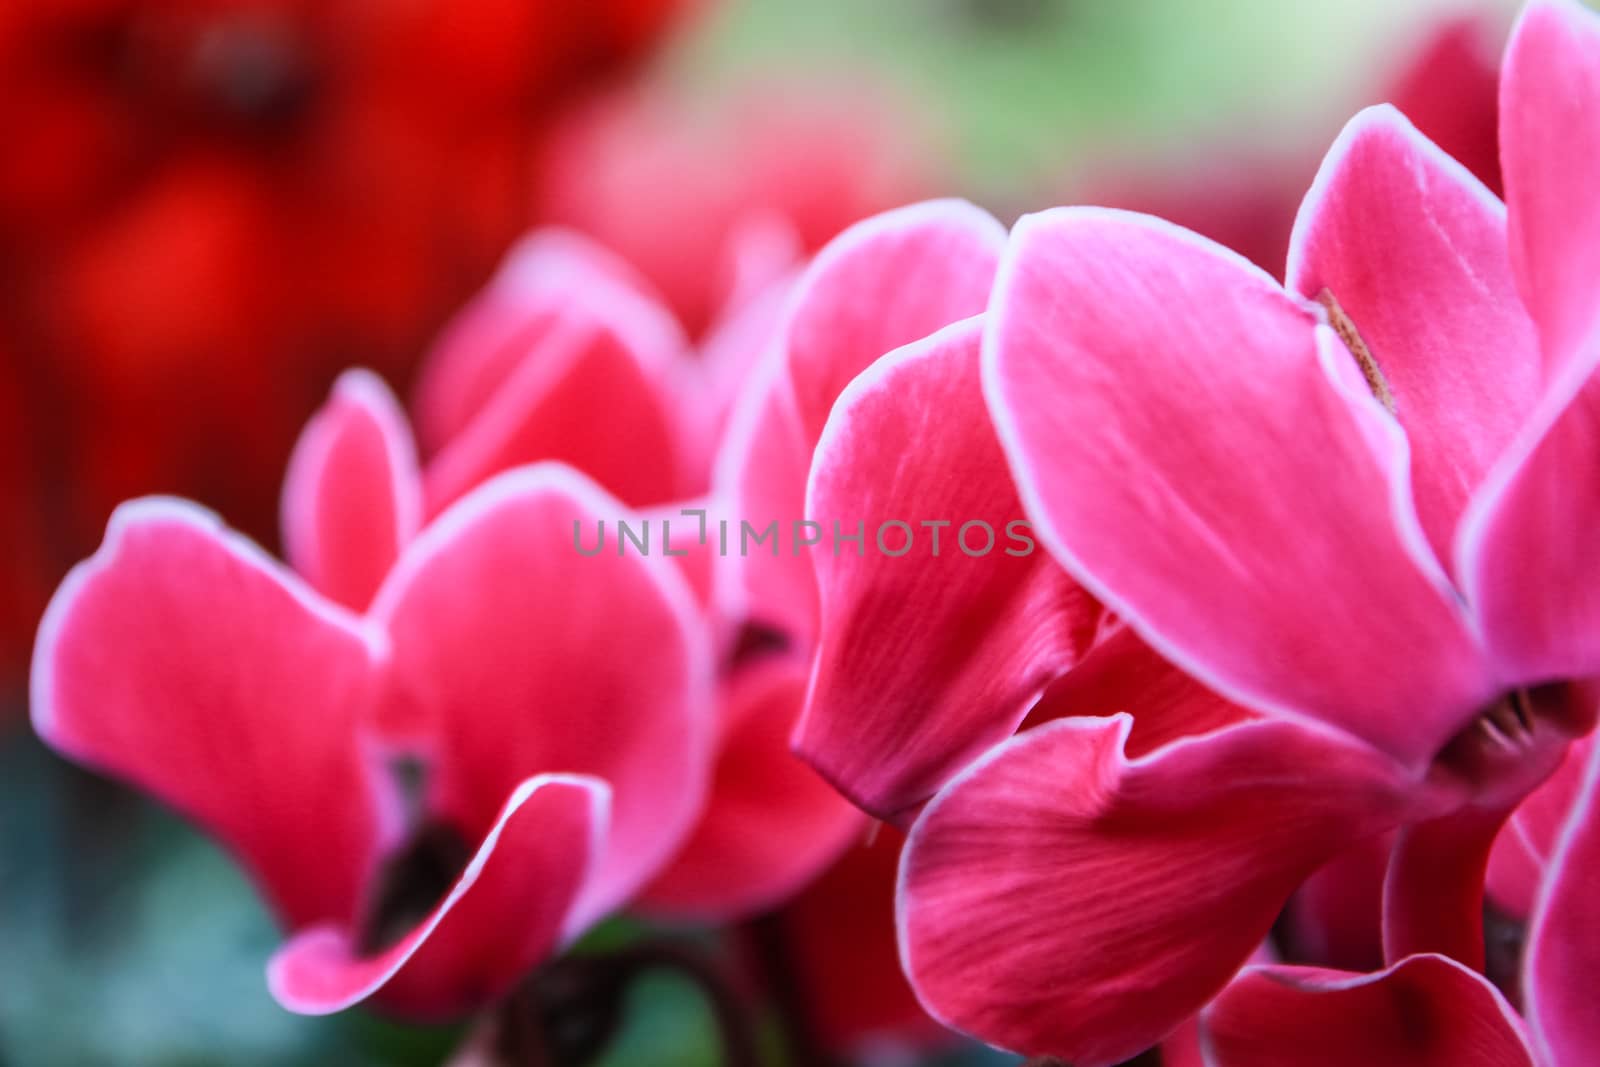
[1434,685,1582,807]
[1316,289,1397,415]
[1476,714,1515,750]
[1483,697,1532,746]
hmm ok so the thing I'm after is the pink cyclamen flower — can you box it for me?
[898,0,1600,1062]
[790,9,1505,829]
[308,231,861,922]
[712,199,1105,820]
[717,199,1253,1063]
[33,442,712,1018]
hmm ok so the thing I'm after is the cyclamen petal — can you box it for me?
[1525,732,1600,1066]
[717,199,1006,645]
[797,315,1099,819]
[1202,955,1537,1067]
[782,198,1006,443]
[713,353,820,641]
[898,715,1422,1066]
[1382,805,1513,969]
[370,464,713,929]
[420,301,684,516]
[32,499,383,930]
[1487,732,1595,918]
[414,231,687,516]
[1278,832,1390,972]
[1020,623,1258,759]
[268,774,610,1020]
[1457,364,1600,687]
[1501,0,1600,378]
[641,656,863,919]
[1287,105,1540,567]
[282,370,423,612]
[412,230,670,454]
[985,207,1493,769]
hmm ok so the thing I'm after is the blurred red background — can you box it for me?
[0,0,690,691]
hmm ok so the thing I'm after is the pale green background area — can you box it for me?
[0,0,1542,1063]
[670,0,1523,207]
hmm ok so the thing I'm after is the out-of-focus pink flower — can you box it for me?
[535,84,934,339]
[898,1,1600,1061]
[32,436,713,1018]
[404,230,865,922]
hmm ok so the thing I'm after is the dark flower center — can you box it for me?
[59,8,320,141]
[356,757,472,955]
[1433,684,1586,807]
[182,15,317,133]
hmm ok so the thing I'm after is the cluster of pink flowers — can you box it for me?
[28,0,1600,1063]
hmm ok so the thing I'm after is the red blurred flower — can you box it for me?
[0,0,692,688]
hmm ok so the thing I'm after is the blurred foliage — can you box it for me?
[0,733,461,1066]
[675,0,1519,204]
[0,732,1012,1065]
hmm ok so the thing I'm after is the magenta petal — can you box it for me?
[796,316,1100,818]
[32,500,382,928]
[640,657,863,919]
[987,208,1492,768]
[639,498,718,612]
[268,774,609,1019]
[1486,821,1544,921]
[898,715,1419,1065]
[1525,733,1600,1065]
[1022,623,1258,759]
[412,231,669,455]
[784,199,1005,443]
[713,355,821,642]
[420,291,685,514]
[1381,805,1509,969]
[1287,105,1540,565]
[1501,0,1600,377]
[370,465,712,927]
[282,370,423,612]
[1279,832,1390,972]
[1488,733,1594,918]
[678,269,794,489]
[1203,956,1537,1067]
[714,200,1006,646]
[1160,1018,1206,1067]
[1458,366,1600,684]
